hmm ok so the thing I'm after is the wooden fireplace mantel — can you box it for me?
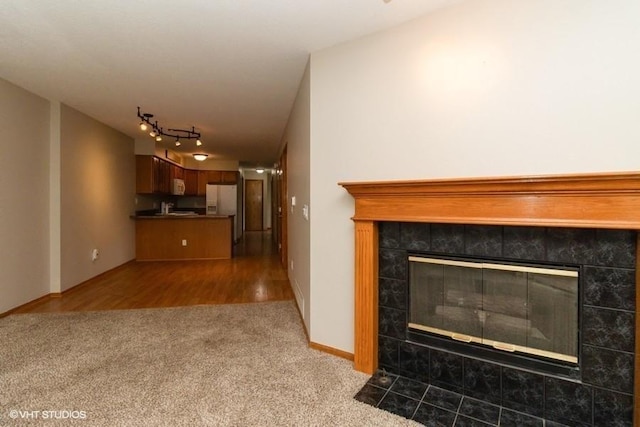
[340,171,640,229]
[340,171,640,422]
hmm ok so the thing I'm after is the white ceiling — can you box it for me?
[0,0,460,164]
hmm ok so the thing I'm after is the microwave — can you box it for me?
[172,178,185,195]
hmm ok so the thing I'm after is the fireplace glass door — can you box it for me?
[409,256,579,364]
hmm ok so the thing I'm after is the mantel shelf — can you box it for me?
[340,171,640,230]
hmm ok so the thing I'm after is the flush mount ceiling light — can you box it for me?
[137,106,203,147]
[255,167,265,174]
[193,154,208,161]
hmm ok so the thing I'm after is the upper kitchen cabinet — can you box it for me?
[197,170,208,196]
[221,171,238,184]
[136,155,171,194]
[184,169,198,196]
[170,163,184,181]
[137,155,238,195]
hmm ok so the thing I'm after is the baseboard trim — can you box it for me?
[0,293,52,318]
[0,259,136,317]
[309,341,354,361]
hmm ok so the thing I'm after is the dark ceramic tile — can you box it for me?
[379,249,408,280]
[431,224,465,254]
[422,385,463,412]
[544,421,572,427]
[545,377,593,425]
[377,391,420,419]
[367,369,398,389]
[503,226,546,261]
[430,348,463,389]
[379,306,406,339]
[501,367,544,417]
[411,402,456,427]
[354,383,388,406]
[583,266,635,311]
[545,227,596,264]
[498,409,543,427]
[378,335,399,368]
[453,415,493,426]
[464,225,503,258]
[390,376,428,400]
[593,388,633,427]
[398,341,429,382]
[458,397,500,425]
[582,345,634,393]
[401,223,431,252]
[379,277,407,310]
[380,222,401,249]
[594,229,637,268]
[582,306,634,352]
[463,358,501,405]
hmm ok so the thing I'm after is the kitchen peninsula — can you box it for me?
[134,214,233,260]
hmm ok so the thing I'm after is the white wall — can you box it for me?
[308,0,640,352]
[282,61,311,331]
[60,105,136,291]
[0,78,51,313]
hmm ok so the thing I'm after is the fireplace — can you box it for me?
[408,254,579,367]
[341,172,640,426]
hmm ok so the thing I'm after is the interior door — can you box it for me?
[245,179,264,231]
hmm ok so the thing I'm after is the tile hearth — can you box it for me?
[355,370,568,426]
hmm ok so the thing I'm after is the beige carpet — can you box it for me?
[0,301,418,426]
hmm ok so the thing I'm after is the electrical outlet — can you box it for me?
[91,248,99,262]
[182,239,187,246]
[290,260,294,271]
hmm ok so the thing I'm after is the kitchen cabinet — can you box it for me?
[136,156,154,194]
[184,169,198,196]
[136,155,171,194]
[221,171,238,184]
[135,216,233,260]
[171,164,184,181]
[197,170,208,196]
[153,157,171,194]
[137,155,238,195]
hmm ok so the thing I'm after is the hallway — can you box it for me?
[13,232,293,314]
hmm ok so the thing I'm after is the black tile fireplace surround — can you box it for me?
[377,222,636,426]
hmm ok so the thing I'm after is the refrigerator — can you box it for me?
[206,184,239,241]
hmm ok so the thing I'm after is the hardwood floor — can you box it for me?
[12,231,294,314]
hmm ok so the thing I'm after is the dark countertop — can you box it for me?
[132,214,233,219]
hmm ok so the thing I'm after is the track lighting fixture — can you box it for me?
[137,107,203,147]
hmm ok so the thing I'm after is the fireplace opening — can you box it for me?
[409,255,580,371]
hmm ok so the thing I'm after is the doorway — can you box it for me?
[245,179,264,231]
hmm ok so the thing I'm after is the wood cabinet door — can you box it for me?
[207,170,222,184]
[221,171,238,184]
[136,155,154,194]
[171,164,184,181]
[184,169,198,196]
[197,170,208,196]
